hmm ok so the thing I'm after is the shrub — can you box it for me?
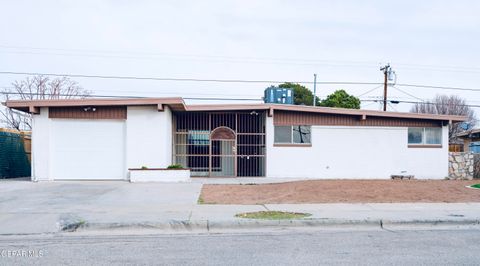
[167,164,183,169]
[141,166,148,170]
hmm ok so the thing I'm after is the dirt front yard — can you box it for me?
[200,180,480,204]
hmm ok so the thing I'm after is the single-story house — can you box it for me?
[456,129,480,153]
[5,97,465,181]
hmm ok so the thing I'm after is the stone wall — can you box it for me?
[474,154,480,179]
[448,152,474,180]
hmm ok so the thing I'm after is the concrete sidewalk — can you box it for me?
[67,203,480,234]
[1,180,480,235]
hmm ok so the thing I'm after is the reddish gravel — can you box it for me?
[200,180,480,204]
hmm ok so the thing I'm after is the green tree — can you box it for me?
[319,90,361,109]
[278,82,320,106]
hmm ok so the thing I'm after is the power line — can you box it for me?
[0,91,263,101]
[360,101,378,108]
[4,45,480,73]
[2,71,478,93]
[3,91,480,108]
[0,71,383,85]
[362,99,480,108]
[0,50,382,68]
[387,102,398,112]
[0,92,144,99]
[396,83,480,92]
[0,45,379,66]
[0,86,268,98]
[356,85,383,97]
[391,86,425,102]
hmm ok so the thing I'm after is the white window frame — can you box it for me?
[408,127,442,147]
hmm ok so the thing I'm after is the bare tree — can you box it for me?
[410,94,476,142]
[1,76,91,130]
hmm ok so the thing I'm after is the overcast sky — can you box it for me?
[1,0,480,113]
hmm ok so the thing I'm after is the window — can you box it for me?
[188,130,209,145]
[274,125,311,145]
[408,127,442,146]
[425,127,442,144]
[274,126,291,143]
[293,126,311,144]
[408,128,423,144]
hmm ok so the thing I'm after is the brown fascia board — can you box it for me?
[185,104,271,112]
[268,104,467,123]
[4,97,187,113]
[186,103,467,123]
[4,97,467,122]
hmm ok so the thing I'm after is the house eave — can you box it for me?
[3,97,467,123]
[4,97,187,113]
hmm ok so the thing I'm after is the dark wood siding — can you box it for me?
[274,111,442,127]
[49,106,127,119]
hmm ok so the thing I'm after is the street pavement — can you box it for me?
[1,179,480,235]
[0,229,479,265]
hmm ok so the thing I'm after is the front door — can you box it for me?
[210,127,236,177]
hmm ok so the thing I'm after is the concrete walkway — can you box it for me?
[1,179,480,235]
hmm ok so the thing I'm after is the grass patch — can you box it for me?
[470,184,480,189]
[197,196,205,204]
[235,211,312,220]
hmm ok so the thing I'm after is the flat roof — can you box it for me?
[3,97,467,123]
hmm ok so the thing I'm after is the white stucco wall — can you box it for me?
[30,105,448,180]
[31,107,51,181]
[265,116,449,179]
[30,105,173,181]
[125,106,173,169]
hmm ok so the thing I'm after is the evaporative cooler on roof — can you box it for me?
[264,87,294,104]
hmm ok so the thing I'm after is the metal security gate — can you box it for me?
[173,112,265,177]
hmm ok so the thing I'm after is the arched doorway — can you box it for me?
[173,112,266,177]
[210,127,236,177]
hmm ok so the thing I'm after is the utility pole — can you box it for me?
[313,73,317,106]
[380,64,393,111]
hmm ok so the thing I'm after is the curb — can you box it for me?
[207,218,380,231]
[65,218,480,233]
[76,220,209,232]
[381,219,480,230]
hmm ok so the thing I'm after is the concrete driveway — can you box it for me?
[2,178,480,235]
[0,179,202,234]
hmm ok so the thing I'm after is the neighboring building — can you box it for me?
[456,129,480,153]
[5,97,465,181]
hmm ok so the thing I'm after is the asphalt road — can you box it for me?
[1,229,479,265]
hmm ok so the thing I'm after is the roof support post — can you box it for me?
[29,106,40,114]
[268,107,274,117]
